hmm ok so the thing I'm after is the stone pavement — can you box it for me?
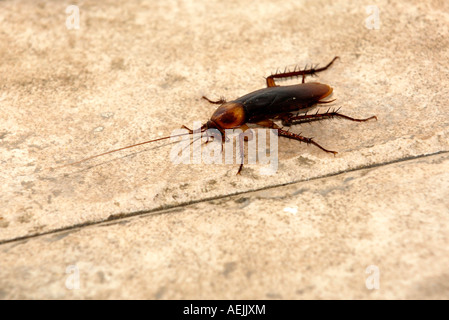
[1,0,448,299]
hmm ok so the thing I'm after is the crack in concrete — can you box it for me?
[0,150,448,245]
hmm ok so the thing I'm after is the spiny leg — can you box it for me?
[202,96,227,105]
[281,109,377,126]
[278,129,337,155]
[255,119,337,155]
[266,56,339,87]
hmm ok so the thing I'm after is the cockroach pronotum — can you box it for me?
[59,57,376,174]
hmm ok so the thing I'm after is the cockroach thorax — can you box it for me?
[209,102,246,129]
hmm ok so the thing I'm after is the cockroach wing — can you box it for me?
[235,83,332,122]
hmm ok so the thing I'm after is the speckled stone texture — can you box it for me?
[0,0,448,299]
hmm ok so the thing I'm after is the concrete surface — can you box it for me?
[1,0,448,299]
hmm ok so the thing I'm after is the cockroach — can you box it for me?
[60,57,376,174]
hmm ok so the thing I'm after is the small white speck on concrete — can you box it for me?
[93,126,104,133]
[101,112,114,119]
[283,206,298,215]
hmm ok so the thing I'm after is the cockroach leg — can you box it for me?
[282,110,377,126]
[202,96,227,105]
[179,125,205,155]
[235,124,253,175]
[181,125,193,133]
[266,56,339,87]
[277,129,338,155]
[254,119,336,155]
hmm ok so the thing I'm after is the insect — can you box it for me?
[60,57,376,174]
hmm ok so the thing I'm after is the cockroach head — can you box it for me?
[205,120,217,130]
